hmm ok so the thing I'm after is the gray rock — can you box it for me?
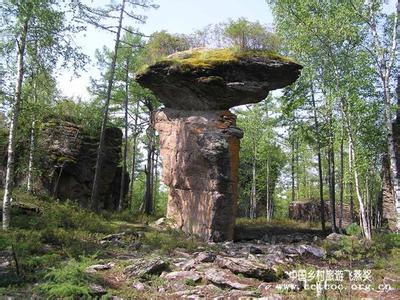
[89,284,107,297]
[326,233,344,242]
[205,268,250,290]
[249,245,263,255]
[86,262,114,273]
[182,251,216,271]
[299,245,325,258]
[215,256,278,281]
[124,258,168,278]
[161,270,202,282]
[132,281,147,291]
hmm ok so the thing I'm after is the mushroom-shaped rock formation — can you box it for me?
[136,48,302,241]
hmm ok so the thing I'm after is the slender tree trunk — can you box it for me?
[27,120,36,193]
[2,17,29,230]
[311,87,326,231]
[291,136,296,203]
[118,58,130,211]
[250,145,257,219]
[366,174,372,231]
[348,141,355,223]
[128,100,140,204]
[339,134,344,232]
[27,73,38,193]
[144,126,154,215]
[153,150,159,207]
[266,158,271,220]
[296,139,300,200]
[348,135,371,240]
[328,116,337,233]
[90,0,126,211]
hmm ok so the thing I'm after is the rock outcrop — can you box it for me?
[137,48,302,241]
[36,120,129,210]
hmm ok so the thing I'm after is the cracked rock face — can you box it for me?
[154,109,242,241]
[136,48,302,110]
[137,48,301,241]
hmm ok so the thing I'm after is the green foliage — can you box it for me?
[236,99,286,218]
[43,99,104,137]
[38,256,99,298]
[224,17,281,51]
[345,223,362,236]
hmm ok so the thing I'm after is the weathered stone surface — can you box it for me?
[36,120,129,210]
[154,109,242,242]
[89,284,107,297]
[161,270,202,282]
[182,251,216,271]
[136,48,302,110]
[124,258,168,278]
[215,256,278,281]
[86,262,114,273]
[205,268,250,290]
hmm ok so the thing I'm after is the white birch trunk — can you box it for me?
[2,17,29,230]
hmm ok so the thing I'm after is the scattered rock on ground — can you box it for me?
[161,270,202,282]
[216,256,278,281]
[89,284,107,297]
[124,258,168,278]
[205,268,250,290]
[132,281,147,291]
[86,262,114,273]
[326,233,345,242]
[299,245,325,258]
[182,251,216,271]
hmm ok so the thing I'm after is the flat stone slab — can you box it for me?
[136,48,302,110]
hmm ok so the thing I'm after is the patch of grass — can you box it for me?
[143,230,201,254]
[236,216,321,230]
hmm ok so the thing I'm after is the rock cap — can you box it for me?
[136,48,302,110]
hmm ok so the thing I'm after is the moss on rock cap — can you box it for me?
[136,48,302,110]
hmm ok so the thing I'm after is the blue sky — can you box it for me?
[58,0,274,100]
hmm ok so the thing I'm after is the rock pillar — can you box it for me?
[154,109,243,241]
[136,48,302,241]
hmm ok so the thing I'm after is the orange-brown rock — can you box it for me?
[154,109,243,241]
